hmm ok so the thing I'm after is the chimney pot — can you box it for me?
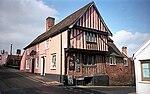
[122,46,127,55]
[46,17,55,31]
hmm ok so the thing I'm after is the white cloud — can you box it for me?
[111,30,150,57]
[0,0,58,54]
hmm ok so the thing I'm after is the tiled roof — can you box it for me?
[108,37,123,57]
[24,1,94,49]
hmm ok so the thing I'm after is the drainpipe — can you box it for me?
[60,33,62,83]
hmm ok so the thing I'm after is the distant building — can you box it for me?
[0,50,8,65]
[133,39,150,94]
[6,55,22,69]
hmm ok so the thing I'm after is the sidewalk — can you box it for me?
[8,67,62,86]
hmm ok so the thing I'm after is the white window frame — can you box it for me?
[141,61,150,81]
[109,56,116,65]
[45,39,49,50]
[36,58,39,69]
[27,49,30,55]
[123,58,128,66]
[26,59,30,69]
[51,54,56,69]
[36,44,39,52]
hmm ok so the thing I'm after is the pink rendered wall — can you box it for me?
[42,30,67,75]
[1,52,8,65]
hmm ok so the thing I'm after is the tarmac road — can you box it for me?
[0,66,135,94]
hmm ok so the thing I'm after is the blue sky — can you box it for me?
[0,0,149,56]
[43,0,150,33]
[44,0,150,56]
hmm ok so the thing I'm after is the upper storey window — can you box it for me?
[45,39,49,50]
[86,32,96,43]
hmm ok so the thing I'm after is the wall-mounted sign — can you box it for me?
[76,59,80,72]
[69,58,75,70]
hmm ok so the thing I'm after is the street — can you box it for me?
[0,66,135,94]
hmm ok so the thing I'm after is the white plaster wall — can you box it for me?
[134,43,150,94]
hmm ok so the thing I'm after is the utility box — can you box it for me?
[93,75,109,86]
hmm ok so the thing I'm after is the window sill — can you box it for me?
[51,68,56,70]
[109,64,116,66]
[139,81,150,84]
[83,64,96,67]
[45,48,49,50]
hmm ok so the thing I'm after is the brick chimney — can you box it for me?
[122,46,127,55]
[46,17,55,31]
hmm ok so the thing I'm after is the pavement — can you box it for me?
[7,67,63,86]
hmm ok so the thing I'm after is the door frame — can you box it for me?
[32,59,35,73]
[40,54,46,76]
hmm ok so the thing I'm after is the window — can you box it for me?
[93,34,96,42]
[123,58,128,66]
[109,56,116,65]
[51,54,56,69]
[83,54,95,65]
[86,32,96,42]
[86,32,89,41]
[27,49,30,55]
[26,59,30,69]
[36,58,39,69]
[141,61,150,81]
[36,44,39,52]
[45,39,49,49]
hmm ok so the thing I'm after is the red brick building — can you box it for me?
[106,38,135,85]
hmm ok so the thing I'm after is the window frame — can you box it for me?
[123,58,128,66]
[45,39,49,50]
[86,32,96,43]
[36,44,39,52]
[51,53,56,70]
[109,56,116,65]
[141,60,150,81]
[35,58,39,69]
[83,54,96,66]
[26,59,30,69]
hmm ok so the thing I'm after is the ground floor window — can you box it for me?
[51,53,56,69]
[26,59,30,69]
[83,54,95,65]
[141,60,150,81]
[109,56,116,65]
[36,58,39,69]
[123,58,128,66]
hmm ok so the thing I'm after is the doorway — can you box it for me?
[32,59,35,73]
[41,56,46,76]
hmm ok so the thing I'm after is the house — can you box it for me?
[106,38,135,85]
[133,39,150,94]
[0,50,8,66]
[20,1,134,86]
[6,55,22,69]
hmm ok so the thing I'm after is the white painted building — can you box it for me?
[133,39,150,94]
